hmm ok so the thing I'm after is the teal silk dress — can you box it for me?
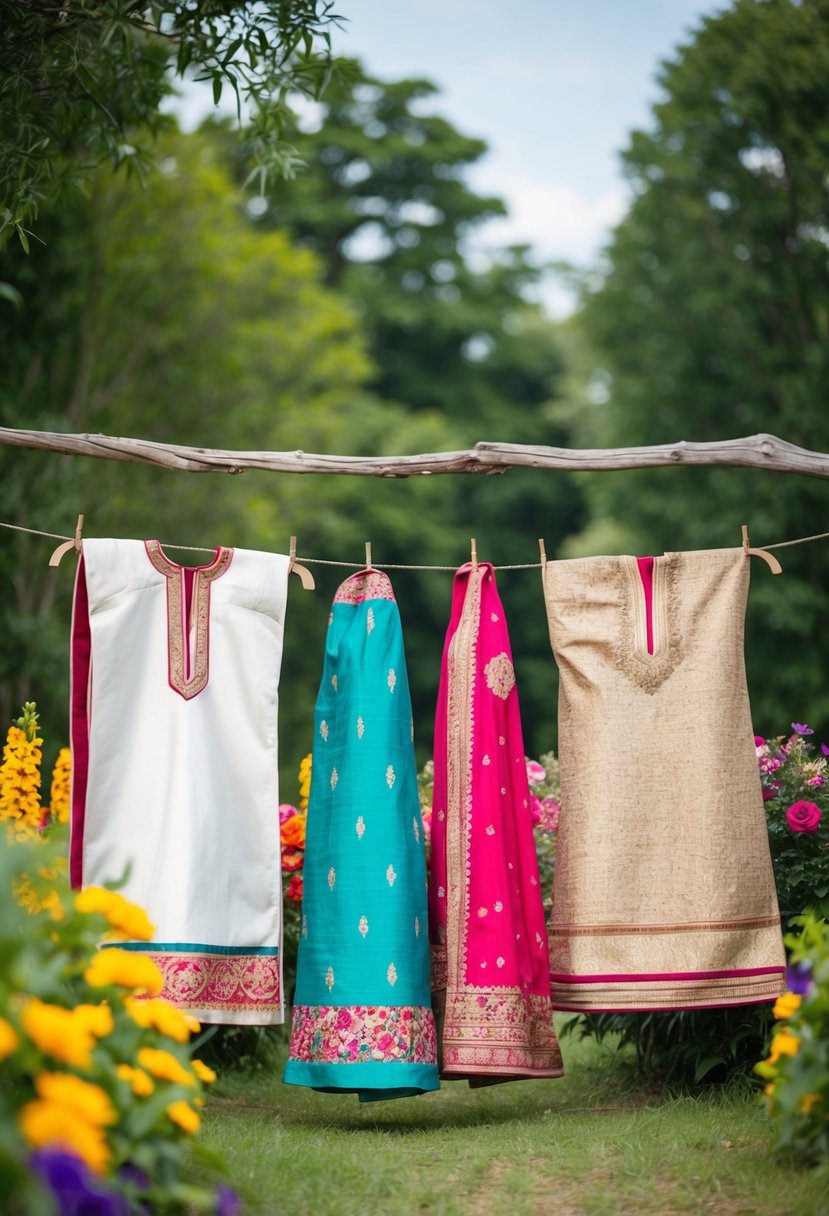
[283,569,439,1100]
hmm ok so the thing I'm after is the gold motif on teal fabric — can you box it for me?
[415,916,420,937]
[357,715,365,739]
[325,966,334,991]
[359,916,369,937]
[330,767,338,791]
[328,867,336,890]
[413,817,419,843]
[387,668,397,693]
[331,674,338,692]
[386,864,397,886]
[484,652,515,700]
[302,915,308,939]
[387,963,398,986]
[320,720,329,741]
[367,608,375,635]
[356,816,366,839]
[386,764,395,788]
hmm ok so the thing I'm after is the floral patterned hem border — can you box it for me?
[288,1004,439,1065]
[441,989,563,1077]
[133,949,281,1015]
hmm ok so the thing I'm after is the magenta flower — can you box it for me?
[762,785,779,802]
[530,795,542,824]
[822,744,829,757]
[791,722,814,736]
[785,800,822,833]
[806,776,824,787]
[279,802,299,824]
[754,735,766,747]
[526,760,546,785]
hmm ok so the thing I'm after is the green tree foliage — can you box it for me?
[236,64,585,751]
[569,0,829,731]
[0,0,341,247]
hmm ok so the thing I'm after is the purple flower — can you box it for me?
[806,776,824,787]
[822,744,829,757]
[791,722,814,736]
[785,960,814,996]
[29,1150,128,1216]
[216,1185,243,1216]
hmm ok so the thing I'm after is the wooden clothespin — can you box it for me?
[288,536,315,591]
[741,524,782,575]
[538,538,547,571]
[470,538,478,570]
[364,541,373,570]
[49,514,84,567]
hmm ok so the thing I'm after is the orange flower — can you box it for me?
[281,850,303,874]
[280,814,306,850]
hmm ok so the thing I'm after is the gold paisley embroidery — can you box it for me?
[482,754,491,766]
[387,668,397,693]
[325,966,334,992]
[331,674,338,693]
[386,864,397,887]
[357,715,365,740]
[386,764,395,789]
[320,720,329,742]
[484,652,515,700]
[330,767,339,791]
[356,816,366,839]
[387,963,398,986]
[413,817,420,843]
[359,916,369,938]
[333,571,395,605]
[366,607,375,635]
[328,867,336,890]
[415,916,420,937]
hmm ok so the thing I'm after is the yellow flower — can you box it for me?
[800,1093,823,1114]
[298,753,312,811]
[85,948,164,994]
[50,747,71,823]
[191,1058,217,1084]
[22,1000,96,1069]
[166,1099,201,1134]
[116,1063,155,1097]
[19,1099,110,1174]
[35,1072,117,1127]
[76,888,154,942]
[73,1003,115,1039]
[769,1028,800,1063]
[772,991,802,1020]
[0,1016,20,1059]
[0,724,44,835]
[124,997,199,1043]
[137,1047,195,1086]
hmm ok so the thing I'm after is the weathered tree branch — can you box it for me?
[1,426,828,479]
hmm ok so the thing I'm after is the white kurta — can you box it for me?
[70,539,289,1024]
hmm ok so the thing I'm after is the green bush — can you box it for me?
[756,913,829,1162]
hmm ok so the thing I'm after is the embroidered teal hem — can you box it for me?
[110,942,278,955]
[283,1059,439,1100]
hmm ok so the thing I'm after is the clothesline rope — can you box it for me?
[1,517,828,567]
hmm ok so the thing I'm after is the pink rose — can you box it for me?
[530,795,542,824]
[279,802,299,824]
[785,800,823,833]
[540,798,561,831]
[526,760,546,785]
[336,1008,352,1029]
[760,756,782,774]
[754,735,765,747]
[807,776,824,787]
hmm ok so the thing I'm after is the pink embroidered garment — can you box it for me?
[429,562,563,1082]
[70,538,290,1025]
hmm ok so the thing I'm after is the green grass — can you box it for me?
[195,1029,829,1216]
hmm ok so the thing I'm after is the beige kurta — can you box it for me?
[543,547,785,1011]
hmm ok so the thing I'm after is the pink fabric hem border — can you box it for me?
[550,966,784,984]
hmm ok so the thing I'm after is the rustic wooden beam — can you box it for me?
[1,426,828,479]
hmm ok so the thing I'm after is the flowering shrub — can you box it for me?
[757,723,829,923]
[0,707,233,1213]
[756,913,829,1161]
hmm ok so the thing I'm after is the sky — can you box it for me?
[327,0,724,314]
